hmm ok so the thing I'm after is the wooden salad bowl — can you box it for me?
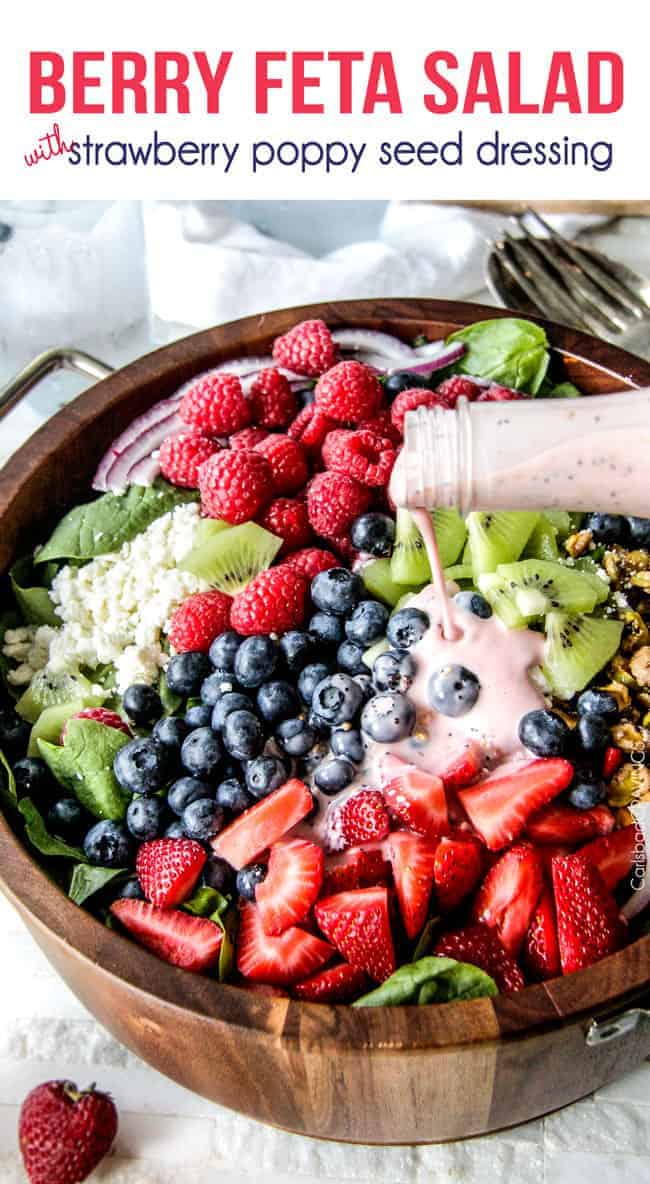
[1,299,650,1145]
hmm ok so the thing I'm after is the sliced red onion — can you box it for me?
[93,400,182,493]
[413,339,445,358]
[210,357,303,382]
[331,328,414,361]
[620,803,650,921]
[127,452,163,487]
[385,342,465,378]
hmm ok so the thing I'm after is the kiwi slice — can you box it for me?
[543,610,623,700]
[191,518,230,549]
[544,510,571,539]
[363,637,390,669]
[478,558,608,627]
[444,563,475,583]
[27,700,88,757]
[393,592,417,613]
[523,516,559,561]
[16,671,104,724]
[466,511,540,575]
[432,509,467,567]
[180,521,282,595]
[390,509,466,586]
[361,558,418,607]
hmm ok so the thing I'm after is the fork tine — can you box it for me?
[503,233,612,336]
[513,219,630,333]
[524,208,650,318]
[493,239,593,331]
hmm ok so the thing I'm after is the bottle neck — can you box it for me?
[403,398,473,513]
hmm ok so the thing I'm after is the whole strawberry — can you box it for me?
[272,318,337,377]
[314,360,382,424]
[231,566,308,635]
[199,449,274,523]
[179,372,252,436]
[168,589,232,653]
[19,1080,118,1184]
[159,431,218,488]
[249,368,298,428]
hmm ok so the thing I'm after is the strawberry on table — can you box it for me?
[579,824,641,890]
[273,318,337,377]
[388,830,438,939]
[230,566,308,635]
[381,757,449,838]
[111,900,223,972]
[293,960,370,1003]
[180,372,252,435]
[19,1079,118,1184]
[433,834,483,913]
[522,887,561,980]
[315,885,396,982]
[212,778,314,870]
[434,922,525,993]
[526,801,615,845]
[255,837,324,936]
[136,837,206,909]
[168,589,232,653]
[552,853,626,974]
[458,759,574,850]
[473,842,543,957]
[236,901,333,985]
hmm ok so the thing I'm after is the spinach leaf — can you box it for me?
[183,887,224,917]
[68,863,127,905]
[183,886,236,981]
[0,748,16,803]
[38,718,131,820]
[546,381,582,398]
[10,556,58,626]
[159,672,182,717]
[446,318,550,394]
[35,478,199,564]
[353,956,497,1008]
[412,916,440,961]
[18,798,86,861]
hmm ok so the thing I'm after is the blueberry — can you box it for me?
[126,796,164,841]
[314,757,356,795]
[122,683,163,726]
[0,709,30,757]
[297,663,331,705]
[212,691,255,732]
[223,710,265,760]
[428,664,480,718]
[346,601,389,647]
[627,517,650,548]
[279,630,317,672]
[12,757,53,799]
[236,863,267,901]
[47,797,86,842]
[84,820,131,867]
[164,820,186,838]
[216,777,253,814]
[115,876,145,900]
[308,612,345,647]
[384,371,431,397]
[184,703,213,729]
[165,651,212,696]
[518,709,571,757]
[386,607,429,650]
[568,778,606,810]
[202,856,235,892]
[361,692,415,742]
[200,669,236,706]
[245,754,287,798]
[453,591,492,619]
[353,673,374,703]
[181,798,224,842]
[577,714,610,755]
[372,649,416,694]
[350,513,395,557]
[181,727,222,778]
[577,689,618,719]
[234,635,278,688]
[584,513,628,545]
[311,568,363,616]
[276,716,317,757]
[167,775,212,816]
[153,716,190,750]
[256,680,299,725]
[331,728,364,763]
[209,630,242,672]
[311,673,363,726]
[336,640,367,676]
[114,737,169,795]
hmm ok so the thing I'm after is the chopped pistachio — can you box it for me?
[630,646,650,687]
[608,762,650,806]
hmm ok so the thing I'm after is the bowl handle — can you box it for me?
[0,348,113,422]
[586,1006,650,1046]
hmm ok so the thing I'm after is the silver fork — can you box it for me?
[486,207,650,358]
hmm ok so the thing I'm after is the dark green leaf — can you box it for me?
[412,915,441,960]
[183,887,224,917]
[0,748,16,803]
[546,381,582,399]
[38,718,131,820]
[446,317,550,394]
[159,672,182,717]
[18,797,86,861]
[183,887,236,980]
[68,863,127,905]
[353,955,498,1008]
[10,557,58,626]
[35,478,199,564]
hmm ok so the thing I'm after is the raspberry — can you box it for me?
[314,360,382,424]
[254,434,308,495]
[306,471,371,539]
[198,450,273,524]
[476,384,525,402]
[322,428,397,487]
[390,388,446,434]
[231,567,308,636]
[62,707,131,743]
[435,376,483,407]
[249,368,298,429]
[358,409,401,446]
[258,498,312,556]
[230,426,269,451]
[158,432,218,489]
[168,590,232,653]
[288,404,337,451]
[283,547,338,580]
[179,372,252,436]
[272,318,337,377]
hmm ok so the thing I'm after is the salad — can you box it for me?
[0,314,648,1008]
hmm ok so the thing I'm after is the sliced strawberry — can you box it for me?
[434,922,525,993]
[212,779,313,870]
[388,831,438,939]
[603,745,624,780]
[293,960,370,1002]
[236,901,333,986]
[526,802,615,846]
[255,837,323,936]
[458,759,573,850]
[440,741,484,791]
[327,789,390,851]
[473,843,543,956]
[315,886,396,982]
[322,847,391,895]
[433,834,483,913]
[580,824,642,890]
[552,854,626,974]
[111,900,222,972]
[522,887,561,980]
[136,838,206,909]
[382,758,448,838]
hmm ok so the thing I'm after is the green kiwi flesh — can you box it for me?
[543,610,623,699]
[466,511,540,575]
[180,521,282,594]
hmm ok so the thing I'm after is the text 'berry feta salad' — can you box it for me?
[1,315,648,1006]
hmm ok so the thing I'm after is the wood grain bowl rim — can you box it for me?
[1,297,650,1051]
